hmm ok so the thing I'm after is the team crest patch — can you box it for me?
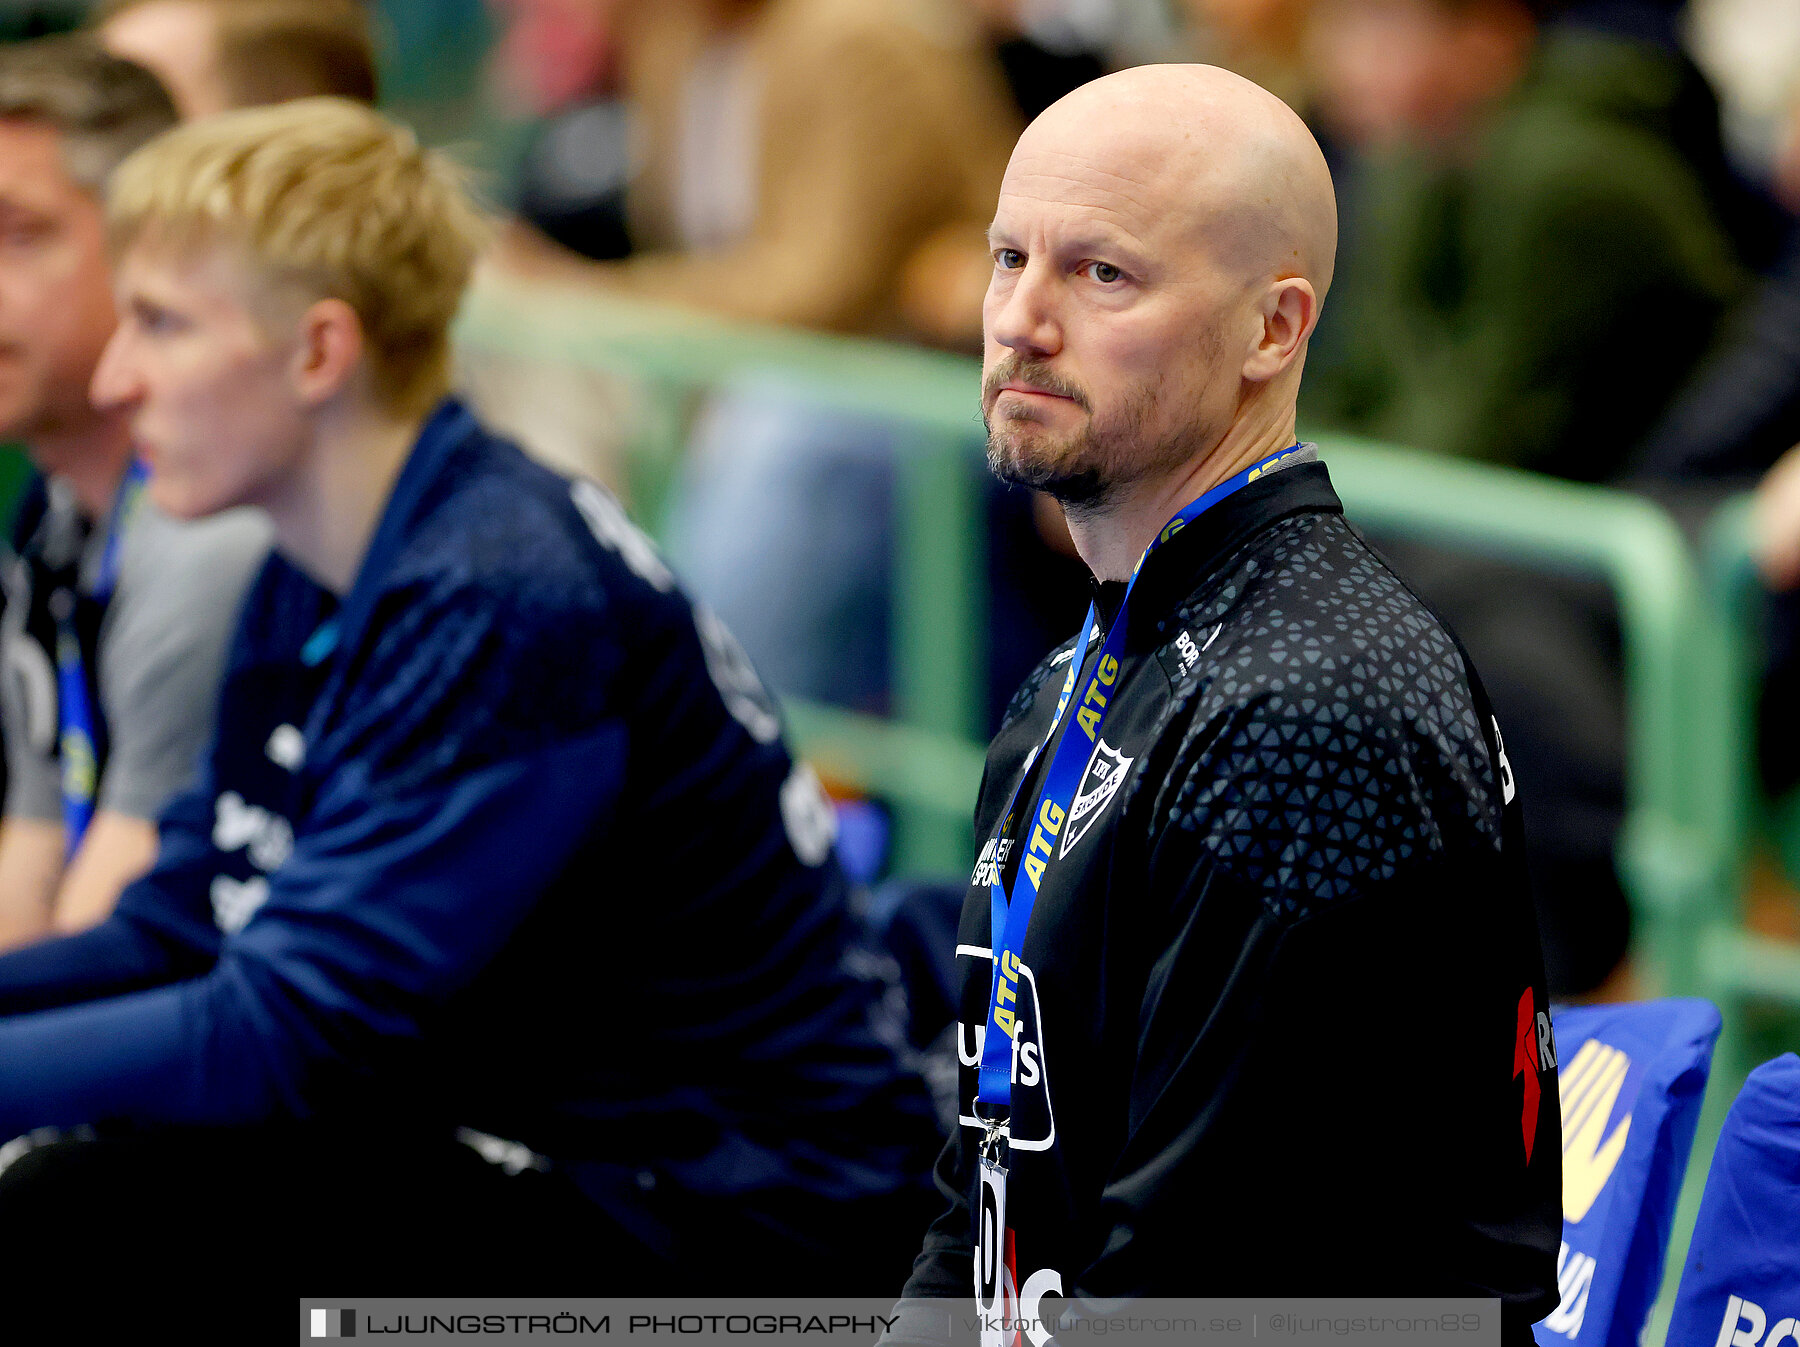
[1060,739,1134,857]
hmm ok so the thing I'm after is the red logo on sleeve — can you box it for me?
[1513,987,1545,1162]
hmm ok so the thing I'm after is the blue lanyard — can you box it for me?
[976,446,1300,1108]
[56,461,149,856]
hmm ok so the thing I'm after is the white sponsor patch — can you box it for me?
[265,723,305,771]
[211,874,269,933]
[456,1127,550,1176]
[694,605,780,744]
[970,836,1015,889]
[780,761,836,867]
[955,945,1055,1151]
[212,791,294,872]
[1710,1293,1800,1347]
[1493,715,1517,805]
[1173,629,1202,678]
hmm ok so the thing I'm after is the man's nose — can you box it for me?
[986,262,1062,358]
[88,325,139,414]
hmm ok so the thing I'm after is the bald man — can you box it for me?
[891,67,1560,1342]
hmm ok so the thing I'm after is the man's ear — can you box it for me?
[290,297,365,406]
[1242,277,1319,384]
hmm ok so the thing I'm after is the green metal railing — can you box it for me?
[1705,498,1782,858]
[1698,498,1800,1012]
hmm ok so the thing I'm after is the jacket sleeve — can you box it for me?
[0,581,627,1138]
[0,759,225,1017]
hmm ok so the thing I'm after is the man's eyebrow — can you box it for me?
[984,224,1149,265]
[1048,231,1155,276]
[1068,232,1141,257]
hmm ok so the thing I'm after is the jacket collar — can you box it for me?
[1084,457,1344,645]
[327,397,480,662]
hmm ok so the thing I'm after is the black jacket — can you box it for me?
[895,460,1560,1341]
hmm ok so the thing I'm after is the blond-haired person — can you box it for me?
[0,98,935,1318]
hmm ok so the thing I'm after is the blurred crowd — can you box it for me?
[3,0,1800,989]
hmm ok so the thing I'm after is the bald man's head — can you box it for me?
[1025,65,1336,297]
[982,65,1337,512]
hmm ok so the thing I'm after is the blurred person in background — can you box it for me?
[91,0,378,121]
[898,0,1125,347]
[1178,0,1317,115]
[897,0,1184,342]
[1629,86,1800,796]
[0,96,936,1324]
[489,0,635,262]
[1299,0,1749,994]
[1305,0,1745,476]
[0,38,267,952]
[1634,87,1800,491]
[489,0,1020,340]
[964,0,1108,122]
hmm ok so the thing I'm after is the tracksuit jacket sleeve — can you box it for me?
[0,564,630,1139]
[0,766,227,1018]
[0,725,624,1138]
[0,920,191,1019]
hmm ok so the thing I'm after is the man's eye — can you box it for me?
[995,248,1024,270]
[1088,262,1124,284]
[134,304,180,333]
